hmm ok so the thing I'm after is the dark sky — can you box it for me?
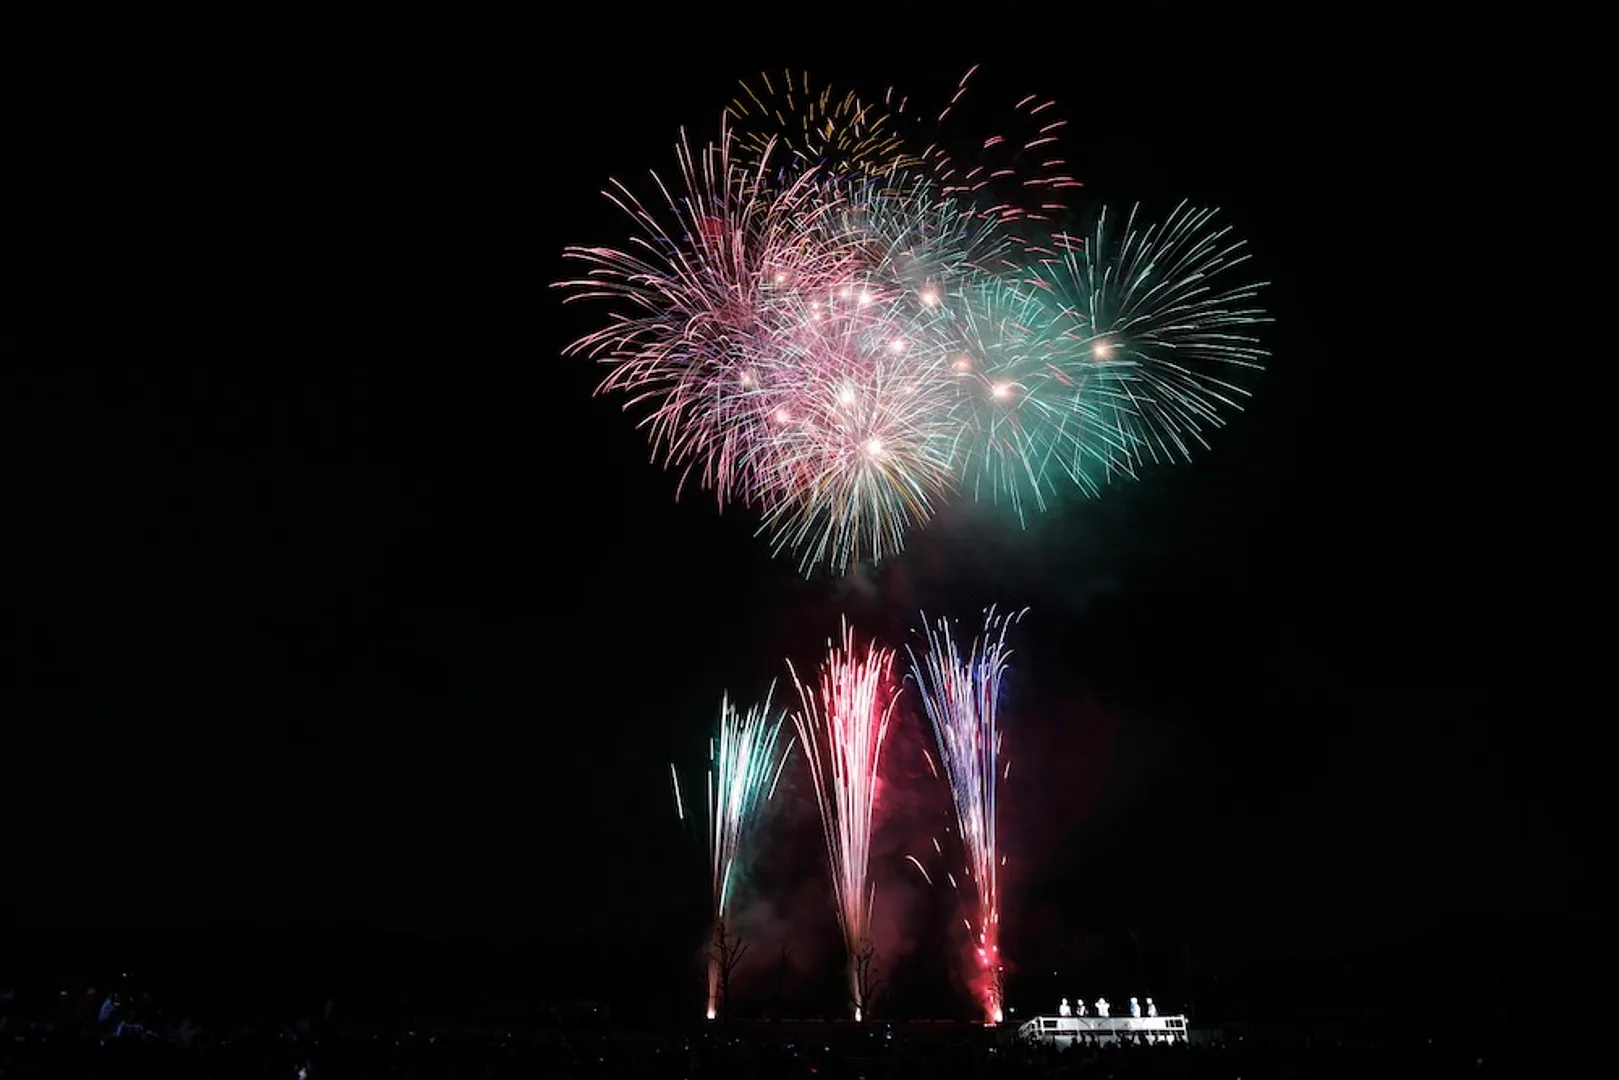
[4,4,1579,1008]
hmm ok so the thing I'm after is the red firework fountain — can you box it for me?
[788,620,899,1021]
[908,607,1025,1023]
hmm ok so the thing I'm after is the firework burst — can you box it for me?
[1040,202,1272,467]
[919,65,1083,237]
[728,67,1081,237]
[746,172,1045,572]
[556,124,848,507]
[557,75,1270,576]
[943,277,1139,521]
[726,70,919,180]
[907,606,1026,1023]
[787,620,900,1020]
[756,335,961,575]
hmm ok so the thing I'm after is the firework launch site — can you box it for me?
[0,972,1508,1080]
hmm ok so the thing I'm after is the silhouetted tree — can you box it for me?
[989,960,1007,1021]
[708,920,747,1020]
[851,939,883,1020]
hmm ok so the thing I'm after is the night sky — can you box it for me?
[5,6,1578,1013]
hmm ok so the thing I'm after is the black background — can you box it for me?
[5,3,1582,1019]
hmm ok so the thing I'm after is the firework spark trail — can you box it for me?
[907,605,1027,1023]
[787,620,899,1020]
[728,67,1082,234]
[920,67,1083,235]
[727,70,920,179]
[676,686,794,1020]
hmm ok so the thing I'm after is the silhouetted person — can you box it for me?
[1096,997,1110,1017]
[1147,997,1157,1017]
[1130,996,1141,1018]
[1058,998,1071,1017]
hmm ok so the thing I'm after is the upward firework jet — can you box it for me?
[675,687,794,1020]
[907,606,1026,1023]
[787,621,899,1020]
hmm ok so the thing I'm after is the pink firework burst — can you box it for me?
[556,123,849,508]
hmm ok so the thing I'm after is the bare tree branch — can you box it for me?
[851,939,883,1020]
[708,920,748,1020]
